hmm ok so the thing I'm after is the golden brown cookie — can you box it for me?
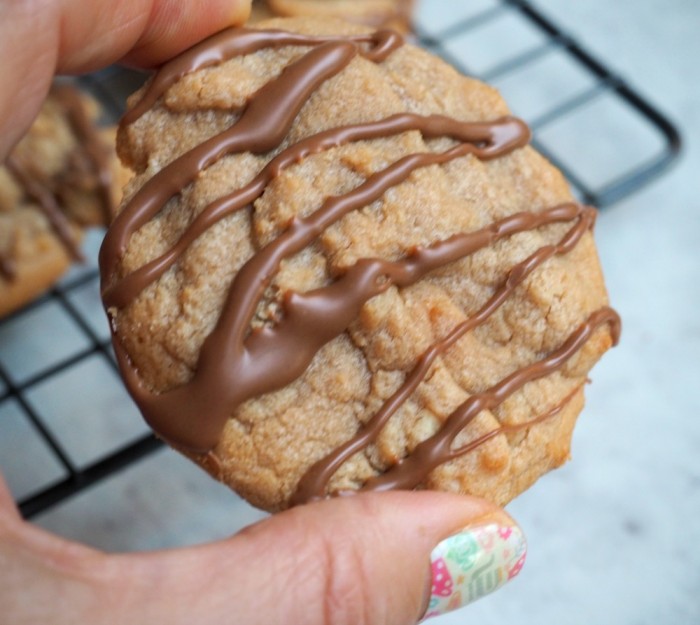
[0,84,127,317]
[261,0,415,31]
[103,18,619,512]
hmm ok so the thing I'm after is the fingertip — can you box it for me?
[422,499,526,621]
[254,491,520,624]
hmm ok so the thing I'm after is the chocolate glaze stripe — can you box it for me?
[122,28,403,126]
[363,306,620,493]
[292,204,595,503]
[100,40,361,281]
[103,114,528,309]
[52,84,115,225]
[320,381,585,499]
[446,383,585,461]
[5,156,84,263]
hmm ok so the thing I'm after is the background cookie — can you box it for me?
[0,84,128,317]
[253,0,415,32]
[103,17,619,512]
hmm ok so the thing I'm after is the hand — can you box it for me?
[0,0,250,159]
[0,3,526,623]
[1,473,523,624]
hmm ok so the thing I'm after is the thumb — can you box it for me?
[120,491,526,624]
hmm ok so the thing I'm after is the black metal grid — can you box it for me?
[1,0,680,519]
[417,0,681,207]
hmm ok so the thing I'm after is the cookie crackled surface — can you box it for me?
[101,17,619,512]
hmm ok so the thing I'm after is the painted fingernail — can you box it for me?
[421,519,526,621]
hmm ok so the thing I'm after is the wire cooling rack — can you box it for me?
[1,0,681,519]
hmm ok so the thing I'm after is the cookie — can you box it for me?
[0,84,128,317]
[102,18,620,512]
[253,0,415,32]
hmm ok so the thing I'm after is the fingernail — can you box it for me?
[421,518,526,621]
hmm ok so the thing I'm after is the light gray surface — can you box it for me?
[0,1,698,623]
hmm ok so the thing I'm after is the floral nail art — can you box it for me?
[422,522,526,620]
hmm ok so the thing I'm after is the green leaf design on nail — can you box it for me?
[446,531,479,571]
[425,523,527,620]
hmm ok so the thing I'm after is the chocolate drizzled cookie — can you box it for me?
[103,18,619,512]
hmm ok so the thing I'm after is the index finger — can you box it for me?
[0,0,251,158]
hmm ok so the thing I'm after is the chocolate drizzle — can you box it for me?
[291,205,610,502]
[101,25,620,503]
[102,114,528,309]
[5,155,85,264]
[121,28,403,126]
[338,307,618,496]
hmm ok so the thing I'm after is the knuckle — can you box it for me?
[315,529,376,625]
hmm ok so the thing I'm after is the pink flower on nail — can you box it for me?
[498,526,513,540]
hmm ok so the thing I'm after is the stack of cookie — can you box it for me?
[0,84,128,317]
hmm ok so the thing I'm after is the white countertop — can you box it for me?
[465,1,700,623]
[1,2,697,624]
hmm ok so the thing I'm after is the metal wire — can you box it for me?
[0,0,681,519]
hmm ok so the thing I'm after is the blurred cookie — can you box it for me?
[103,18,619,512]
[0,84,128,317]
[253,0,415,31]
